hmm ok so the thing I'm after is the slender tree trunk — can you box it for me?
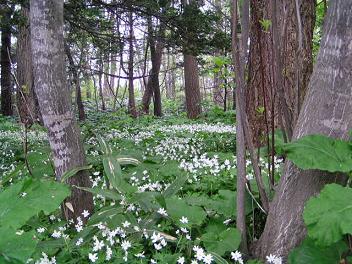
[254,1,352,259]
[98,58,106,111]
[30,0,93,221]
[65,43,85,121]
[1,5,13,116]
[127,10,137,117]
[141,16,164,116]
[16,6,41,126]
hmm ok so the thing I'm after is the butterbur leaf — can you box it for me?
[201,228,241,256]
[0,227,37,263]
[162,174,188,198]
[303,183,352,246]
[288,237,347,264]
[165,197,206,226]
[0,179,70,229]
[284,134,352,172]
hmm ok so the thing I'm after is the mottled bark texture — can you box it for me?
[254,0,352,259]
[246,0,315,146]
[16,7,41,126]
[30,0,93,221]
[1,4,13,116]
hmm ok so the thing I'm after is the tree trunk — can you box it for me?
[127,10,137,117]
[246,0,315,147]
[98,58,106,111]
[16,6,41,126]
[30,0,93,221]
[254,0,352,259]
[141,16,164,116]
[64,43,85,121]
[1,5,13,116]
[183,53,202,119]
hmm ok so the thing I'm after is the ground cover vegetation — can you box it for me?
[1,0,352,263]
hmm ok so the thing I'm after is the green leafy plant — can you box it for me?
[0,178,70,262]
[283,134,352,172]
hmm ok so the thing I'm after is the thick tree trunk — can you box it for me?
[281,0,316,125]
[246,0,315,147]
[16,7,41,126]
[254,0,352,259]
[30,0,93,221]
[246,0,273,147]
[65,43,85,121]
[183,53,202,119]
[1,5,13,116]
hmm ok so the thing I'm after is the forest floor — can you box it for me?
[0,106,282,264]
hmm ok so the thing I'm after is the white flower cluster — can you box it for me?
[180,154,234,180]
[130,170,166,193]
[266,254,282,264]
[34,252,56,264]
[147,137,203,162]
[156,123,235,135]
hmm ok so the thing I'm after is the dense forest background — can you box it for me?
[0,0,352,263]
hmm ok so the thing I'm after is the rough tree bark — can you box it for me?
[16,6,41,126]
[246,0,315,146]
[30,0,93,221]
[182,0,202,119]
[254,0,352,259]
[0,4,13,116]
[183,53,202,119]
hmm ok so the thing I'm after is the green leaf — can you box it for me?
[76,186,122,201]
[288,237,347,264]
[284,134,352,172]
[209,252,229,264]
[88,207,124,225]
[303,183,352,246]
[102,156,136,194]
[162,174,188,198]
[60,165,92,182]
[165,197,207,226]
[259,19,272,32]
[0,227,37,263]
[201,228,241,256]
[116,156,141,166]
[0,179,70,229]
[97,135,112,155]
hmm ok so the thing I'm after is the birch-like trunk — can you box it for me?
[30,0,93,221]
